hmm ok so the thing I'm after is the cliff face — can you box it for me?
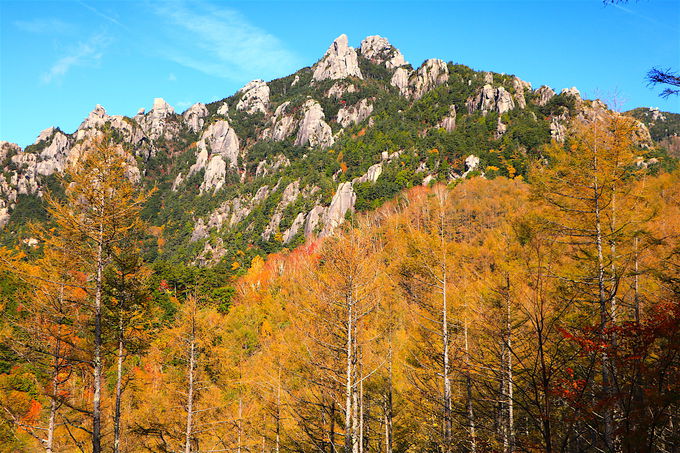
[0,34,665,264]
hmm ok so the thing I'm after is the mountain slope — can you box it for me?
[0,34,672,266]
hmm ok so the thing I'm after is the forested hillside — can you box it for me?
[0,33,679,452]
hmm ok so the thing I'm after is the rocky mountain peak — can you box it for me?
[359,35,407,69]
[151,98,174,117]
[35,127,57,144]
[312,34,363,82]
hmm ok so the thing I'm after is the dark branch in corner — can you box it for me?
[647,67,680,99]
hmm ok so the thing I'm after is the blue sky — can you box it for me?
[1,0,678,147]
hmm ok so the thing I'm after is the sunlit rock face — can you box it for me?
[312,34,363,82]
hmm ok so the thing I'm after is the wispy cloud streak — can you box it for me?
[42,33,111,84]
[151,1,300,80]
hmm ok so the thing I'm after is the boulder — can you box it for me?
[312,34,363,82]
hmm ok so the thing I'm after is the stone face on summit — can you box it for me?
[312,34,363,82]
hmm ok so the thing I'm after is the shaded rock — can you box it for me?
[337,99,373,128]
[282,212,306,243]
[312,34,363,82]
[326,81,357,99]
[200,155,226,193]
[410,59,449,100]
[390,67,411,97]
[320,182,355,236]
[512,76,531,109]
[262,180,300,240]
[263,101,297,141]
[353,163,382,184]
[466,84,515,115]
[438,105,457,132]
[183,103,208,133]
[534,85,555,106]
[202,120,240,168]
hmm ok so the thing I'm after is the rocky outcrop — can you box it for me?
[512,76,532,109]
[410,59,449,100]
[466,85,515,115]
[262,180,300,240]
[312,34,363,82]
[295,99,334,148]
[391,59,448,100]
[320,182,355,236]
[352,163,382,184]
[191,185,271,241]
[438,105,457,132]
[561,87,581,100]
[263,102,297,141]
[236,80,270,114]
[217,102,230,116]
[534,86,555,106]
[136,98,178,142]
[202,120,241,168]
[390,67,411,97]
[255,154,290,178]
[326,81,357,99]
[183,103,208,133]
[282,212,306,243]
[35,129,70,176]
[200,155,227,193]
[359,35,407,69]
[337,99,374,128]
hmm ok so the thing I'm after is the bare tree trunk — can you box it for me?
[184,316,196,453]
[594,160,614,451]
[464,319,476,453]
[92,220,104,453]
[442,270,452,453]
[114,313,124,453]
[345,298,355,453]
[506,279,514,453]
[47,337,61,453]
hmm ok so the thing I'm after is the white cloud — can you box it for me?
[151,1,301,81]
[42,34,111,84]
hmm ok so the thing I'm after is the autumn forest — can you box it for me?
[0,112,678,453]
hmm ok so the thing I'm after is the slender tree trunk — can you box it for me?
[92,220,104,453]
[345,298,355,453]
[442,273,452,453]
[47,337,61,453]
[505,277,514,453]
[634,237,640,323]
[384,340,393,453]
[464,319,477,453]
[114,313,125,453]
[184,317,196,453]
[330,400,336,453]
[594,160,614,450]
